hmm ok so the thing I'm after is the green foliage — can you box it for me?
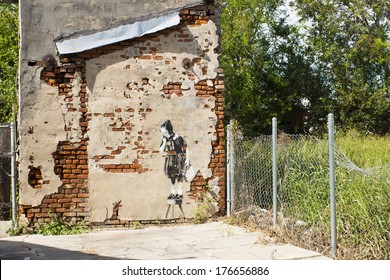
[0,4,18,123]
[6,225,25,236]
[35,212,90,236]
[233,137,274,208]
[336,130,390,168]
[193,185,218,224]
[222,0,330,135]
[278,133,389,259]
[222,0,389,135]
[7,212,90,236]
[290,0,390,134]
[130,221,144,229]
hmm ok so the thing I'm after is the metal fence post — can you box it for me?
[328,113,337,258]
[10,122,18,227]
[230,122,235,213]
[226,123,231,216]
[272,118,277,228]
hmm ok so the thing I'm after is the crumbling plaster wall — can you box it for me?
[20,0,203,62]
[18,1,225,224]
[18,72,83,206]
[19,0,204,126]
[87,20,220,221]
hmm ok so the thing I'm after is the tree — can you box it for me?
[292,0,390,134]
[221,0,330,135]
[0,3,18,123]
[222,0,389,135]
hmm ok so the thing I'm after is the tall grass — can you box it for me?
[277,132,389,259]
[336,130,390,168]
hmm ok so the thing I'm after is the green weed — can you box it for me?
[34,212,90,236]
[7,212,90,236]
[130,221,144,230]
[193,185,218,224]
[277,132,389,259]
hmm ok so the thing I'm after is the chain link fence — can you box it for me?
[227,119,390,259]
[230,134,273,212]
[230,132,330,214]
[277,134,329,223]
[0,124,12,221]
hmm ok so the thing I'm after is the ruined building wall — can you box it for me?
[18,1,225,225]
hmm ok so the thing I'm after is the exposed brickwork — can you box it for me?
[179,6,211,26]
[90,105,152,173]
[21,141,90,223]
[97,163,149,174]
[28,166,45,189]
[189,70,225,214]
[21,1,225,225]
[161,82,187,97]
[22,55,90,224]
[187,171,208,202]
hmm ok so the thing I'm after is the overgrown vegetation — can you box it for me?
[228,130,389,259]
[276,132,389,259]
[7,212,90,236]
[193,185,219,224]
[0,3,18,123]
[222,0,390,135]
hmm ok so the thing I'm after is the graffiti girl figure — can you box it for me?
[159,120,190,200]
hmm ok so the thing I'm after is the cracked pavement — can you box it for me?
[0,222,331,260]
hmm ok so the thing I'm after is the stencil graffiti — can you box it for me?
[159,120,192,200]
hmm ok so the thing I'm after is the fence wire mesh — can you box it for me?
[229,125,390,259]
[0,124,12,221]
[277,134,329,225]
[231,133,273,212]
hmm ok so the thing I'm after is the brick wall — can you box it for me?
[21,56,90,224]
[20,1,225,225]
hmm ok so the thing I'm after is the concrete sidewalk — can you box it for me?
[0,222,331,260]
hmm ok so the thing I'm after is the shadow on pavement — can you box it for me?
[0,240,122,260]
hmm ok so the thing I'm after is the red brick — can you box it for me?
[76,212,89,217]
[109,169,123,173]
[27,208,41,213]
[77,203,88,208]
[123,169,136,173]
[48,203,62,208]
[139,55,152,60]
[63,212,77,217]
